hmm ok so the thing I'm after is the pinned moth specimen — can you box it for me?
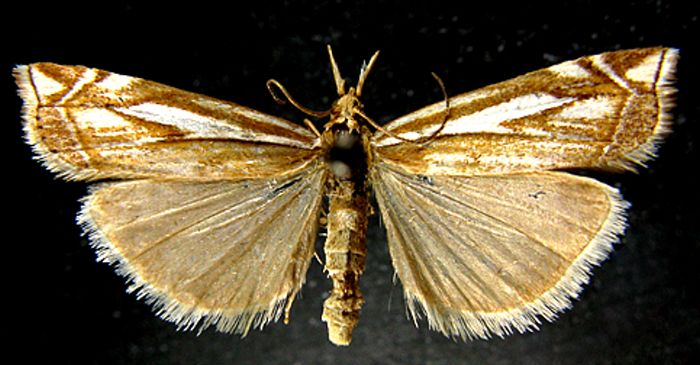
[16,46,677,345]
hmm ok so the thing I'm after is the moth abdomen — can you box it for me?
[321,180,369,346]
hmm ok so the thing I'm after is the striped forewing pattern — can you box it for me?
[17,63,320,181]
[373,48,677,176]
[369,47,677,339]
[16,63,328,336]
[16,47,677,344]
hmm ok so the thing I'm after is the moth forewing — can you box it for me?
[15,62,329,336]
[371,47,678,176]
[15,63,321,181]
[367,47,677,340]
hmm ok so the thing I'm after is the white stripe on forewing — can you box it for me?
[116,103,312,147]
[74,108,134,130]
[548,61,591,78]
[553,96,616,120]
[30,67,66,99]
[120,103,245,134]
[625,52,662,84]
[58,68,98,104]
[95,73,134,92]
[186,96,316,138]
[375,93,574,147]
[443,93,575,134]
[234,107,316,138]
[591,55,634,93]
[382,88,498,132]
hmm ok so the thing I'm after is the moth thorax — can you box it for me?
[329,129,364,181]
[334,129,358,149]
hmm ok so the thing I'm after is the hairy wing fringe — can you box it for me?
[15,65,84,180]
[77,168,326,336]
[373,167,630,340]
[616,48,678,171]
[78,191,286,335]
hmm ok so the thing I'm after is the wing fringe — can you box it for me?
[15,65,91,181]
[402,182,629,340]
[616,48,678,171]
[77,183,300,336]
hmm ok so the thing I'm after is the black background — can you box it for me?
[4,1,698,364]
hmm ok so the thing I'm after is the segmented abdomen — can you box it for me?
[322,179,369,346]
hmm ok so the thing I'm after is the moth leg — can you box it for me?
[304,118,322,137]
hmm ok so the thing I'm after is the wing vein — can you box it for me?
[185,174,311,297]
[396,174,529,308]
[127,182,282,263]
[396,171,569,263]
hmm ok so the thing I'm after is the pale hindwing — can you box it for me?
[15,63,320,181]
[372,48,678,175]
[79,164,327,334]
[370,164,627,339]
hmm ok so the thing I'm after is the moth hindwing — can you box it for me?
[16,46,677,345]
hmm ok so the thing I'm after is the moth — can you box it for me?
[16,46,677,346]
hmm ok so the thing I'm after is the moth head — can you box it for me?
[324,94,362,132]
[324,45,380,132]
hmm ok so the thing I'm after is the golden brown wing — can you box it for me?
[80,163,327,334]
[372,48,677,176]
[370,164,627,339]
[15,63,330,335]
[15,63,320,181]
[368,47,678,340]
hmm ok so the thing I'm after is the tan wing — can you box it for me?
[15,63,320,181]
[79,162,327,334]
[372,48,677,175]
[370,164,627,339]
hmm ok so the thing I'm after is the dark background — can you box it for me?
[4,1,698,364]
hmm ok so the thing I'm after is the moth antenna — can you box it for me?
[356,50,380,97]
[266,79,330,118]
[410,72,450,146]
[358,72,449,146]
[327,45,346,96]
[354,108,415,143]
